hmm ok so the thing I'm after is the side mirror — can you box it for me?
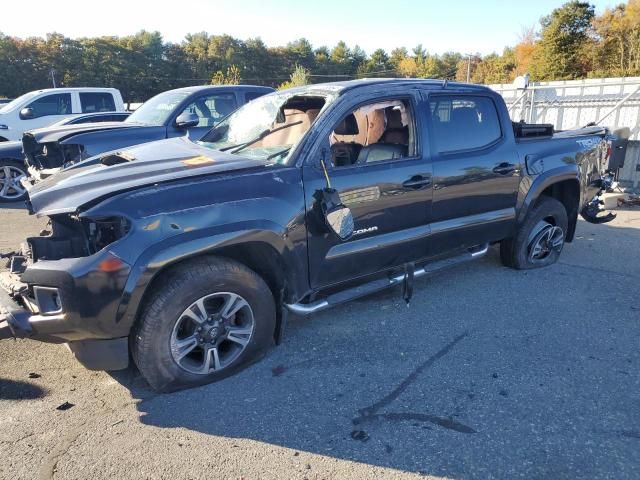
[175,112,199,129]
[19,107,34,120]
[320,188,354,240]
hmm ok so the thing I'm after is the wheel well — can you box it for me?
[137,242,287,342]
[0,137,8,143]
[539,179,579,242]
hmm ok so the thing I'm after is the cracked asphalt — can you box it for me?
[0,203,639,479]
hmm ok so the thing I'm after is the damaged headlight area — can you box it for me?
[20,214,131,265]
[23,136,85,170]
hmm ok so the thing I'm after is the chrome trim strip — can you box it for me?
[286,243,489,315]
[430,208,515,235]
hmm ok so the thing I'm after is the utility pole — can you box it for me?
[466,54,473,83]
[50,68,57,88]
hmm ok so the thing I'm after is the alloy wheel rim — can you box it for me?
[0,165,26,200]
[170,292,254,375]
[527,220,564,262]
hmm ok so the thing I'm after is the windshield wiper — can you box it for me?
[226,120,303,154]
[266,147,292,161]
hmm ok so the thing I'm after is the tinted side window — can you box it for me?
[245,91,266,102]
[26,93,72,118]
[80,92,116,113]
[180,93,238,127]
[429,96,501,153]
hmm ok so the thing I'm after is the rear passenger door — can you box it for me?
[426,93,520,252]
[79,92,116,113]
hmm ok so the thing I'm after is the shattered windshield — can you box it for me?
[198,91,332,163]
[126,91,189,126]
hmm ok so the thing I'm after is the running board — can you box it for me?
[285,244,489,315]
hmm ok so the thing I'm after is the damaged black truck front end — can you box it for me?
[0,211,132,369]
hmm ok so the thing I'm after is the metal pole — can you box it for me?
[466,54,472,83]
[50,69,57,88]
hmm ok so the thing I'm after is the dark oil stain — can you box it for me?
[356,332,468,419]
[271,365,288,377]
[350,332,476,434]
[355,412,476,434]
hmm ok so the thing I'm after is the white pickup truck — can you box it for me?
[0,88,124,142]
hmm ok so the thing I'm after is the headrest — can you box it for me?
[385,107,403,129]
[334,113,359,135]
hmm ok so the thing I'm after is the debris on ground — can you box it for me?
[56,401,75,411]
[350,430,369,442]
[617,195,640,208]
[28,373,41,379]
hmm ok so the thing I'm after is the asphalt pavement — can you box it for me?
[0,204,638,479]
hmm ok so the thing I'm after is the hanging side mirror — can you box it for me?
[320,187,354,240]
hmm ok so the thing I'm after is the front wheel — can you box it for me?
[0,159,28,202]
[500,196,568,269]
[131,256,276,392]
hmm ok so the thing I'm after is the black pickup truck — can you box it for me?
[0,79,618,391]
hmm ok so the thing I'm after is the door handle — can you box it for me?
[402,175,432,189]
[493,162,516,175]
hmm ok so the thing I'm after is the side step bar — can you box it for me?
[285,244,489,315]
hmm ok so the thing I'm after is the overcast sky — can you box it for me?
[1,0,617,55]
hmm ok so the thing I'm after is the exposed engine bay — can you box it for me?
[8,214,130,272]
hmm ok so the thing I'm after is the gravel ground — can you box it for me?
[0,203,639,480]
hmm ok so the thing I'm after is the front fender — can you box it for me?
[114,221,295,330]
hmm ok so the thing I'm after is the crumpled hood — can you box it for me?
[27,137,268,216]
[25,121,145,144]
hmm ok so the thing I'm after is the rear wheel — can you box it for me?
[0,159,27,202]
[500,196,568,269]
[131,256,276,392]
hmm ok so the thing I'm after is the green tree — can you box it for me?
[530,0,595,80]
[278,64,310,90]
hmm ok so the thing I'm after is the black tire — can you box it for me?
[0,159,28,202]
[500,196,568,270]
[131,256,276,392]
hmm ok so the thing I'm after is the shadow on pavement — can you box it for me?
[0,378,47,400]
[109,219,640,478]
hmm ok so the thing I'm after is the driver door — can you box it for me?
[303,93,433,289]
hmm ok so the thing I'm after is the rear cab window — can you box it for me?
[428,95,502,153]
[80,92,116,113]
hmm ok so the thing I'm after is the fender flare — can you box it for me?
[114,223,294,330]
[517,166,581,224]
